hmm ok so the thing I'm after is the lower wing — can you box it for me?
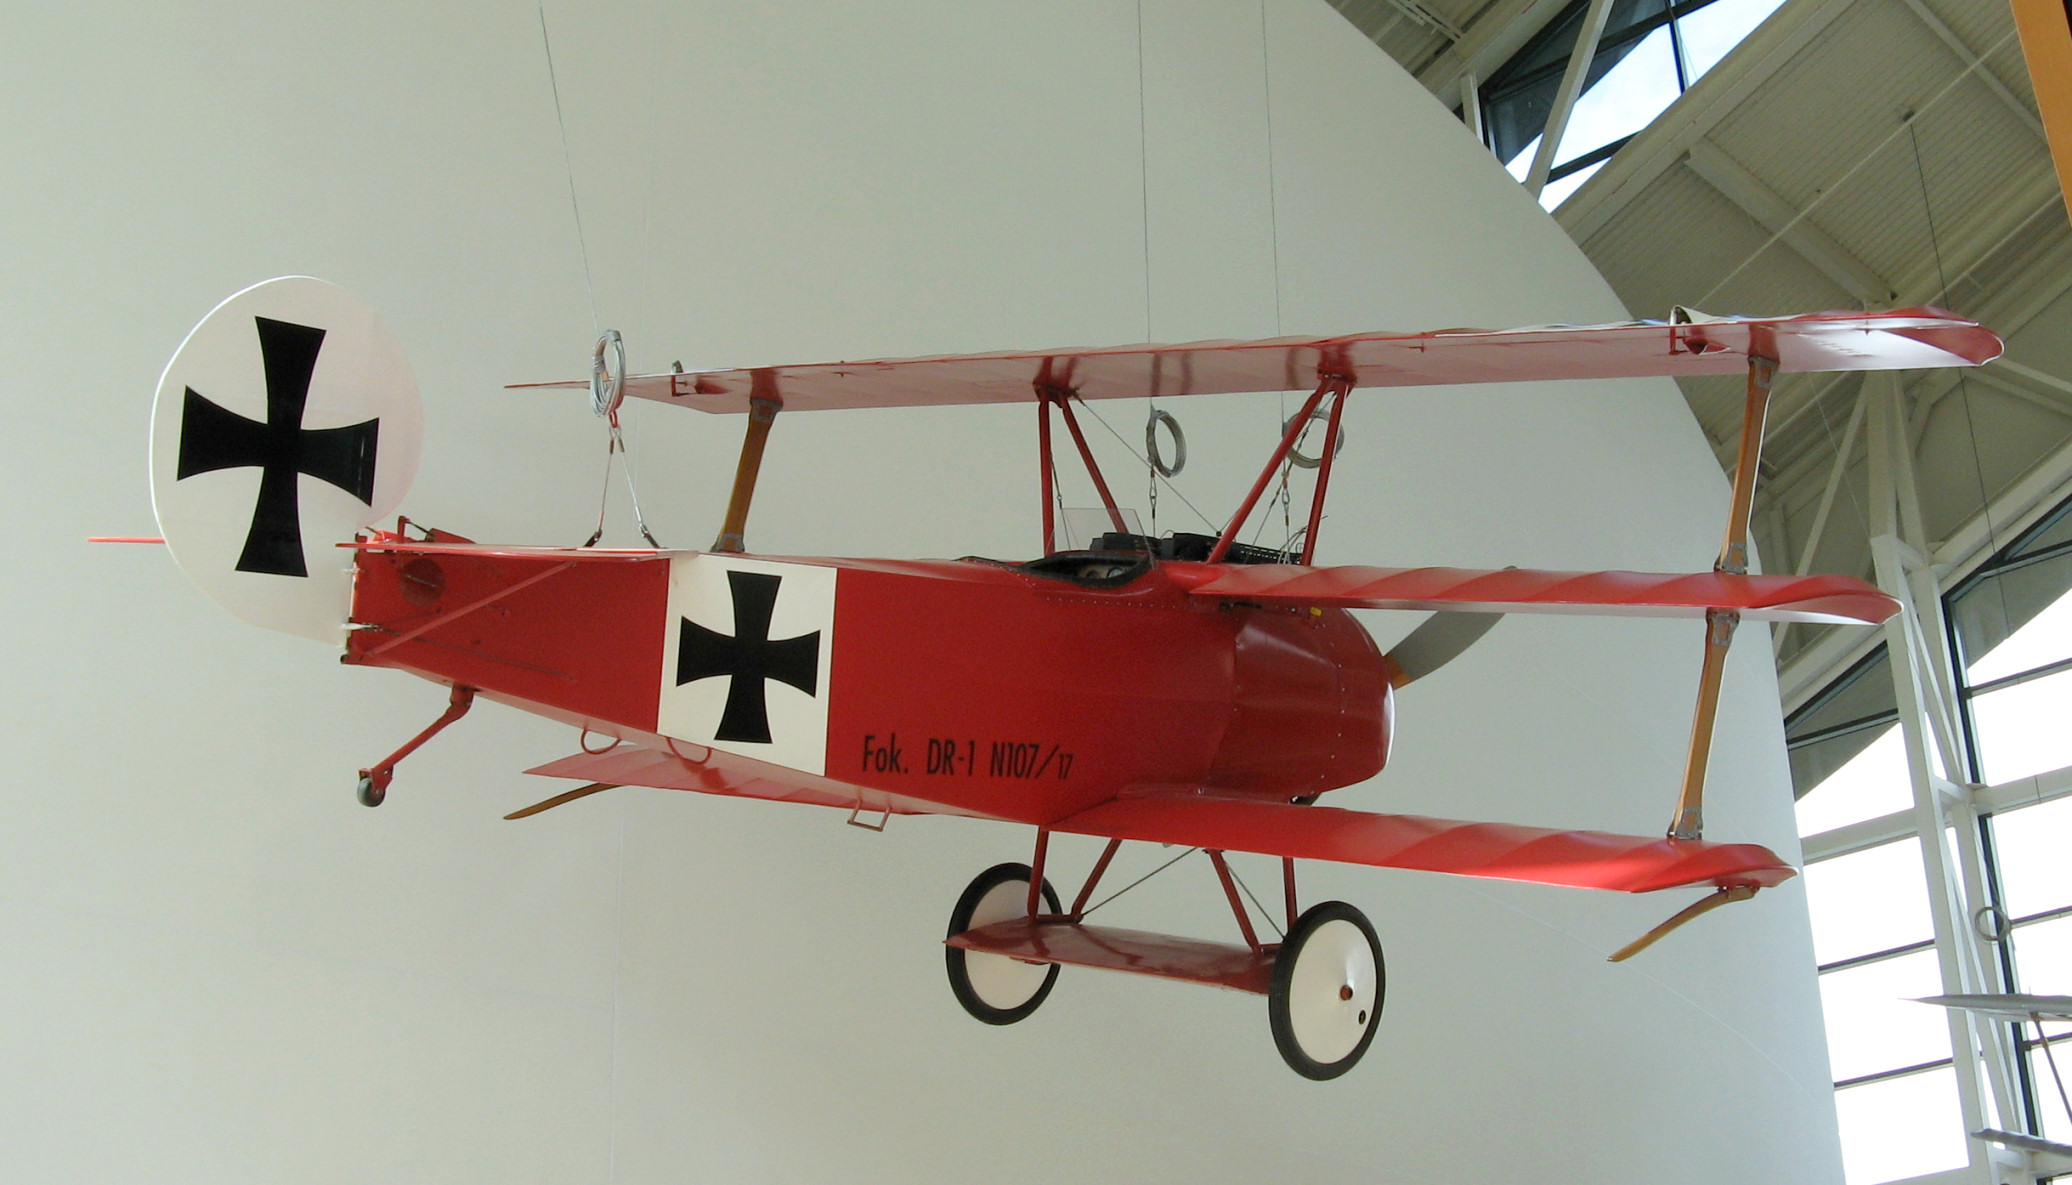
[1053,792,1793,893]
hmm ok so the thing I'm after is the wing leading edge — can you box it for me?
[1055,794,1795,893]
[510,308,2000,414]
[1179,563,1896,625]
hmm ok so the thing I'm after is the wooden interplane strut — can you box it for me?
[714,381,782,553]
[1669,353,1775,840]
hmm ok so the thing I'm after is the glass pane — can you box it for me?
[1798,726,1914,836]
[1967,583,2072,686]
[1557,27,1681,165]
[1993,799,2072,921]
[1481,0,1671,162]
[1821,950,1953,1082]
[1806,838,1933,967]
[2011,913,2072,993]
[1834,1067,1969,1185]
[1488,79,1560,166]
[1541,160,1604,209]
[1504,137,1538,182]
[1953,559,2072,682]
[1971,669,2072,785]
[1787,649,1895,799]
[1677,0,1789,82]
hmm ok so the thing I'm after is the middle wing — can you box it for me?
[1180,563,1896,625]
[1055,793,1794,893]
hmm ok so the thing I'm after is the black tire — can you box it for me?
[356,773,385,808]
[945,862,1061,1026]
[1268,900,1384,1080]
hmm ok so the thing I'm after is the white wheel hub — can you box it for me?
[1285,917,1378,1065]
[961,878,1050,1010]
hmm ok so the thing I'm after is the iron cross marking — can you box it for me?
[677,570,821,744]
[175,316,379,577]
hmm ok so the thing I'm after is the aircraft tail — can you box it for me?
[149,277,422,643]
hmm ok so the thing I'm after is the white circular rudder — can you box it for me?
[149,277,422,644]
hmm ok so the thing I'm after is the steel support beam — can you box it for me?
[1683,138,1893,304]
[1899,0,2047,140]
[1866,377,2027,1180]
[1525,0,1613,196]
[1416,0,1571,99]
[1558,0,1861,244]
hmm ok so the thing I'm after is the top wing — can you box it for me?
[1178,564,1898,625]
[1054,793,1794,893]
[511,307,2001,414]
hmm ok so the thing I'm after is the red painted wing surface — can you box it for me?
[511,307,2001,413]
[1178,564,1897,625]
[523,751,1791,893]
[1055,794,1794,893]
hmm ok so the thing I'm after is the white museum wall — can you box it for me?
[0,1,1845,1182]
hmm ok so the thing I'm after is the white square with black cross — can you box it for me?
[657,555,837,776]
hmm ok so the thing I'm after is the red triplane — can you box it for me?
[132,279,2000,1078]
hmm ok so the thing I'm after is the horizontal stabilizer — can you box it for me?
[1053,793,1795,893]
[1182,564,1896,625]
[349,538,668,562]
[510,308,2000,414]
[526,743,974,819]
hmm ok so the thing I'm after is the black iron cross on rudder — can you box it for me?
[677,570,821,744]
[176,316,379,577]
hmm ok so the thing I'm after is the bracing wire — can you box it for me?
[1074,396,1219,533]
[586,409,662,549]
[1908,118,2011,669]
[1080,846,1199,918]
[1226,859,1285,940]
[1259,0,1282,337]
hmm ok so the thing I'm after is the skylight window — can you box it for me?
[1482,0,1788,209]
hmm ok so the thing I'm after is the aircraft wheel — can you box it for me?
[356,772,385,808]
[945,862,1060,1025]
[1269,900,1383,1079]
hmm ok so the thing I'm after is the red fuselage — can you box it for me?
[345,541,1393,824]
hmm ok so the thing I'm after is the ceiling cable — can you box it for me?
[538,4,600,335]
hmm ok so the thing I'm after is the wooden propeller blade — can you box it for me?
[1607,884,1759,962]
[504,782,618,820]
